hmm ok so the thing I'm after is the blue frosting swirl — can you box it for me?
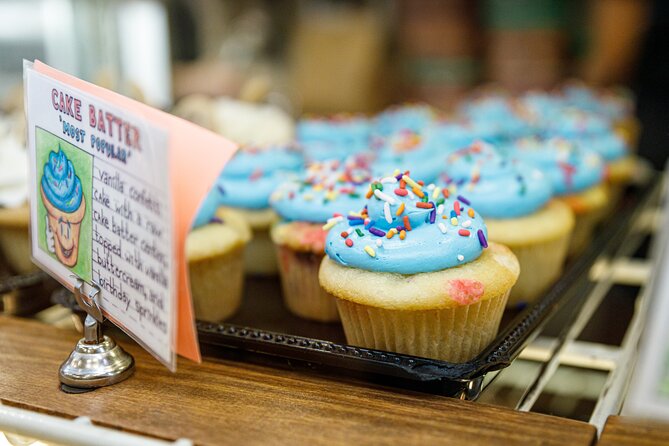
[193,146,303,227]
[422,120,477,153]
[546,108,610,138]
[324,172,488,274]
[442,142,553,219]
[41,148,83,213]
[460,97,535,141]
[509,137,605,195]
[371,130,445,183]
[372,104,436,139]
[270,158,372,223]
[576,133,627,162]
[297,115,371,161]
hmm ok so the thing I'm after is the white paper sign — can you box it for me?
[25,62,176,369]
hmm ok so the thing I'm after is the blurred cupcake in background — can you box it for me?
[371,129,444,184]
[459,94,536,144]
[187,208,251,322]
[546,108,635,206]
[510,137,607,255]
[297,114,371,162]
[193,145,304,275]
[442,142,574,306]
[270,158,371,322]
[371,103,436,143]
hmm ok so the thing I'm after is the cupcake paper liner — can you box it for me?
[336,290,509,363]
[189,245,245,322]
[276,245,339,322]
[568,210,602,256]
[505,233,570,306]
[244,228,279,275]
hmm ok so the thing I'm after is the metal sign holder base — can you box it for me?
[59,279,135,389]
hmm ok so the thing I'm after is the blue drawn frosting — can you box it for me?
[441,142,553,219]
[509,137,605,195]
[193,146,303,227]
[324,172,488,274]
[41,148,83,213]
[270,158,372,223]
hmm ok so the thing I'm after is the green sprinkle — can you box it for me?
[355,228,364,237]
[436,197,445,206]
[348,193,360,198]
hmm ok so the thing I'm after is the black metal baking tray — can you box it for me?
[196,170,661,398]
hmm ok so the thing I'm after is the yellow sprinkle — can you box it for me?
[402,175,421,190]
[468,208,475,218]
[451,217,458,226]
[412,187,425,198]
[322,221,338,231]
[386,228,396,239]
[399,230,406,240]
[365,188,373,199]
[396,202,405,216]
[303,193,313,201]
[432,187,441,200]
[364,245,376,257]
[349,211,362,217]
[313,184,323,192]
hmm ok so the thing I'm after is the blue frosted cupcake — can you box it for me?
[194,145,303,274]
[372,103,436,141]
[297,114,371,162]
[270,158,371,321]
[371,130,445,184]
[460,96,535,143]
[510,136,608,255]
[319,170,519,362]
[442,142,574,305]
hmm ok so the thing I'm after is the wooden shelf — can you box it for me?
[0,315,596,445]
[599,416,669,446]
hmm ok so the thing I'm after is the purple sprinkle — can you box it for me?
[429,204,436,224]
[217,184,226,195]
[477,229,488,248]
[369,227,387,237]
[456,179,466,186]
[349,219,364,226]
[365,219,376,229]
[396,225,405,232]
[209,216,224,224]
[347,215,361,220]
[457,195,471,205]
[395,172,403,181]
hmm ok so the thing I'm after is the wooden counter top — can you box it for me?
[599,416,669,445]
[0,316,596,445]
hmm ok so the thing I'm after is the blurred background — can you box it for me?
[0,0,664,165]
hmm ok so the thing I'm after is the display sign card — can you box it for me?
[624,174,669,420]
[24,61,237,369]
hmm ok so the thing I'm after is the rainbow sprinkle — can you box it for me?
[477,229,488,248]
[458,229,470,237]
[364,245,376,257]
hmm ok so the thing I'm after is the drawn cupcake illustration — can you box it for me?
[40,147,86,267]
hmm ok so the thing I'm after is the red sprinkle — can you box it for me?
[454,201,461,216]
[442,189,450,198]
[403,215,412,231]
[416,202,434,209]
[417,180,425,186]
[458,229,470,237]
[340,231,349,238]
[345,239,354,247]
[394,188,408,196]
[399,179,406,189]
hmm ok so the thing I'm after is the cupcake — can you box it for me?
[371,129,445,184]
[372,103,436,141]
[270,159,371,322]
[297,114,371,162]
[442,142,574,306]
[187,208,251,322]
[40,149,86,267]
[319,171,519,362]
[193,145,303,275]
[510,137,607,255]
[459,95,535,144]
[546,108,635,206]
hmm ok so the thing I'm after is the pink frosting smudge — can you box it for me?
[298,224,327,253]
[448,279,485,305]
